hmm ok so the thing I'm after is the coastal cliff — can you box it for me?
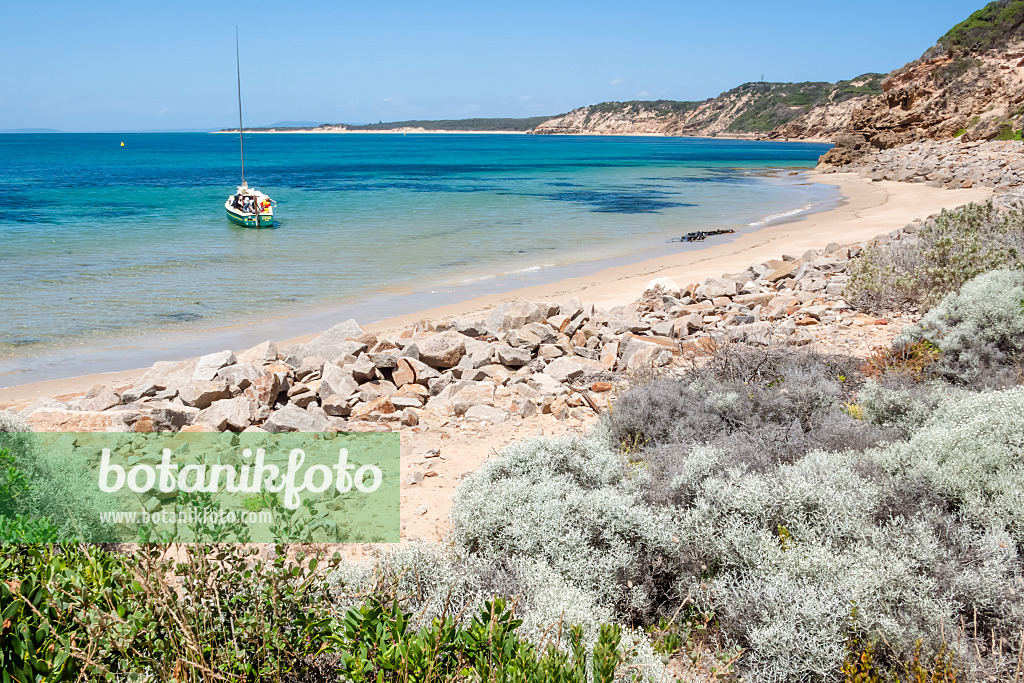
[821,0,1024,167]
[528,77,884,140]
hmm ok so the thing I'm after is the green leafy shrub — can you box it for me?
[995,124,1024,140]
[2,542,650,683]
[896,269,1024,387]
[330,542,665,679]
[845,201,1024,312]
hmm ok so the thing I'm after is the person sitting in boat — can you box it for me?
[242,196,253,213]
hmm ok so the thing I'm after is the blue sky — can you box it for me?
[0,0,986,131]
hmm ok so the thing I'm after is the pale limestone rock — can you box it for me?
[263,405,330,432]
[27,409,136,432]
[178,381,231,409]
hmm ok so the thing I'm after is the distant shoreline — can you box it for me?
[213,128,833,143]
[212,128,529,135]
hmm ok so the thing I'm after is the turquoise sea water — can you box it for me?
[0,133,834,386]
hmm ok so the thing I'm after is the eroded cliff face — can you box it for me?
[820,44,1024,167]
[528,103,693,136]
[529,78,882,141]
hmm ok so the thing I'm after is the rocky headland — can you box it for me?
[820,2,1024,170]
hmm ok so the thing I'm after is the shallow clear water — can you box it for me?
[0,132,834,384]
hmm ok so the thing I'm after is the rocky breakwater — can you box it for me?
[9,224,936,436]
[820,138,1024,189]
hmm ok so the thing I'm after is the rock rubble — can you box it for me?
[820,138,1024,190]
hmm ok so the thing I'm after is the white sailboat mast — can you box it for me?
[236,27,245,186]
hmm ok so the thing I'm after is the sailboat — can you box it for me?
[225,28,275,228]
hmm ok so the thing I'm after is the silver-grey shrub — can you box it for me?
[607,344,894,482]
[896,268,1024,388]
[449,430,682,621]
[665,462,1021,679]
[662,387,1024,681]
[857,378,967,434]
[868,386,1024,547]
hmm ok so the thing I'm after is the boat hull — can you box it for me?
[226,208,273,228]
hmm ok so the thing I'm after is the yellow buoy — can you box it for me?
[120,141,125,147]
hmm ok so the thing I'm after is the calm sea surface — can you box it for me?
[0,133,834,385]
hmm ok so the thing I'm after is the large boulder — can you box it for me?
[543,357,585,383]
[625,345,673,372]
[216,363,262,389]
[147,406,199,432]
[195,396,254,432]
[319,362,359,401]
[350,396,396,420]
[178,381,232,409]
[285,319,365,361]
[136,357,199,390]
[464,404,510,424]
[507,322,557,350]
[765,261,799,283]
[417,334,466,368]
[244,373,284,407]
[191,350,237,381]
[392,357,441,387]
[451,383,495,416]
[695,278,739,299]
[18,397,69,417]
[236,340,279,365]
[77,384,121,412]
[262,405,330,433]
[485,299,546,333]
[493,343,532,367]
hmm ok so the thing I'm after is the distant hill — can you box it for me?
[0,128,62,133]
[222,116,554,133]
[821,0,1024,167]
[528,76,884,139]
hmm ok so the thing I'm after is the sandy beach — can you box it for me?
[0,171,993,409]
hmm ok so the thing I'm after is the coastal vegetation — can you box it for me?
[937,0,1024,54]
[845,200,1024,311]
[720,76,884,132]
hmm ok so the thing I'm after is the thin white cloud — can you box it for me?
[636,91,651,97]
[609,77,624,86]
